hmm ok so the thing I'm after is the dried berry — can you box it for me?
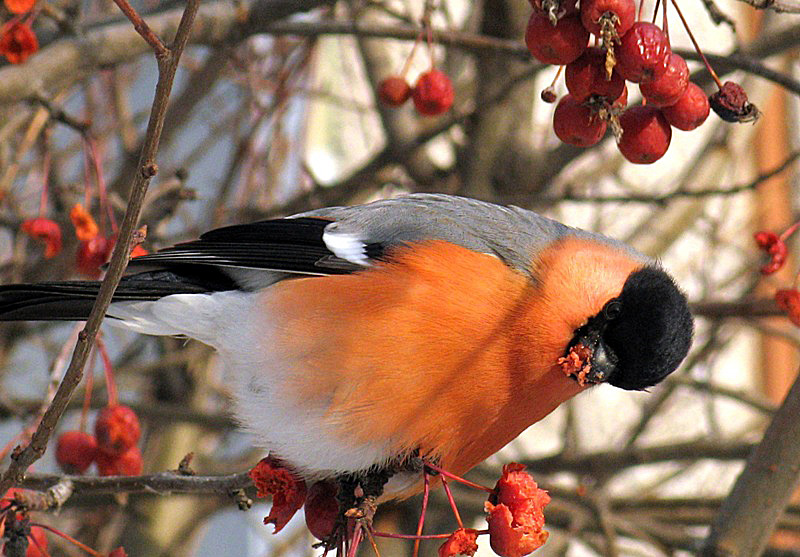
[615,22,671,83]
[565,47,625,102]
[55,431,98,474]
[21,218,62,259]
[553,95,607,147]
[95,405,141,456]
[525,12,588,66]
[377,76,412,107]
[640,53,689,107]
[439,528,479,557]
[617,105,671,164]
[540,87,558,103]
[753,230,788,275]
[412,70,454,116]
[709,81,759,123]
[95,445,143,477]
[69,204,99,242]
[250,456,308,534]
[0,21,38,65]
[304,480,339,540]
[661,82,709,131]
[485,463,550,557]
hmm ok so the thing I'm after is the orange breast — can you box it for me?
[258,238,640,476]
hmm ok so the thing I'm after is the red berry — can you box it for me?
[661,82,710,131]
[95,405,141,456]
[616,22,671,83]
[412,70,454,116]
[304,480,339,540]
[525,12,588,66]
[709,80,758,123]
[640,53,689,107]
[580,0,636,37]
[565,47,625,102]
[55,431,98,474]
[617,105,672,164]
[95,445,143,476]
[377,76,411,107]
[76,235,112,278]
[26,526,48,557]
[553,95,607,147]
[21,218,62,258]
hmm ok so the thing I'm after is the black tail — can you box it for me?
[0,269,237,321]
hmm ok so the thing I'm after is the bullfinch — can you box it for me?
[0,194,692,498]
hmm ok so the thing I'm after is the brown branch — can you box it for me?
[0,0,200,496]
[691,298,783,319]
[20,471,252,496]
[545,149,800,204]
[702,368,800,555]
[111,0,168,56]
[730,0,800,13]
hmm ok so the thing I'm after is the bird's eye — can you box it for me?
[603,299,622,320]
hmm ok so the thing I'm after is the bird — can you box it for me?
[0,193,692,500]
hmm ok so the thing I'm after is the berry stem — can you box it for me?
[38,148,51,217]
[96,336,118,406]
[32,523,105,557]
[423,461,494,493]
[441,476,464,529]
[374,531,453,540]
[412,470,430,557]
[780,220,800,242]
[669,0,723,89]
[85,138,117,234]
[399,30,424,78]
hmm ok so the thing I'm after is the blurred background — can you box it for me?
[0,0,799,555]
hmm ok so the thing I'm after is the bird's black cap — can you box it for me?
[603,266,693,390]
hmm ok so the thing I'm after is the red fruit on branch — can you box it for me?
[95,445,143,476]
[250,456,308,534]
[553,95,607,147]
[378,76,412,107]
[776,289,800,327]
[612,83,628,110]
[412,70,454,116]
[95,405,141,456]
[640,53,689,107]
[617,105,671,164]
[439,528,480,557]
[304,480,339,540]
[709,80,759,123]
[21,218,62,259]
[753,230,788,275]
[565,47,625,102]
[661,82,710,131]
[579,0,635,38]
[76,235,112,278]
[615,22,671,83]
[485,463,550,557]
[0,21,38,64]
[525,12,588,66]
[55,431,98,474]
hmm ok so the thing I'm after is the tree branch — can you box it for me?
[0,0,200,496]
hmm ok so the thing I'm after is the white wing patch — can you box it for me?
[322,227,372,267]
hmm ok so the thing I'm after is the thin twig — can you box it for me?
[0,0,200,497]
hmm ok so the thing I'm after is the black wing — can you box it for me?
[128,217,374,276]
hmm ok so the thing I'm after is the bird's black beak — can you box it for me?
[559,316,619,387]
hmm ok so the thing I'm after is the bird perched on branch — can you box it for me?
[0,194,692,498]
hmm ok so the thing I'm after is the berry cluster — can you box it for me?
[755,222,800,327]
[525,0,756,164]
[55,405,143,477]
[378,70,454,117]
[375,8,454,117]
[249,458,550,557]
